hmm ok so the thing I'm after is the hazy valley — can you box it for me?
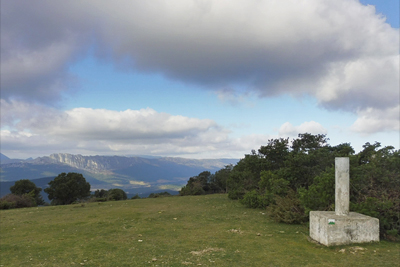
[0,153,238,199]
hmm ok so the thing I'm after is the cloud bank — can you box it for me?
[1,0,398,157]
[1,100,239,158]
[2,1,398,108]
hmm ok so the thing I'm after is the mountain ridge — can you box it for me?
[0,153,239,195]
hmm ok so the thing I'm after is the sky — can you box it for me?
[1,0,399,160]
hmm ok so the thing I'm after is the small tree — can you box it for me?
[10,179,45,205]
[44,172,91,205]
[94,189,109,198]
[108,188,127,201]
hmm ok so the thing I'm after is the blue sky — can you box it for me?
[1,0,399,159]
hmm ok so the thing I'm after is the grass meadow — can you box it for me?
[0,194,399,266]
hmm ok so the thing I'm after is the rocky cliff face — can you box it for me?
[47,153,149,173]
[45,153,234,174]
[1,153,238,178]
[0,153,239,185]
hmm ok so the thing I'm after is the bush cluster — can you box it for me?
[180,166,232,196]
[0,194,36,209]
[226,134,399,240]
[182,133,400,240]
[92,188,127,201]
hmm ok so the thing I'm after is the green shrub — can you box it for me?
[266,190,307,224]
[240,190,272,209]
[298,168,335,214]
[0,194,36,209]
[259,171,289,196]
[131,194,141,199]
[0,200,15,210]
[93,189,109,199]
[227,189,245,200]
[108,189,127,201]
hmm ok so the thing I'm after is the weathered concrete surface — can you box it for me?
[309,157,379,246]
[310,211,379,246]
[335,157,349,216]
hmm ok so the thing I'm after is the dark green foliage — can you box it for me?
[223,133,399,238]
[179,133,399,239]
[108,189,127,201]
[258,138,289,170]
[210,165,232,193]
[228,152,264,192]
[266,190,307,224]
[180,168,230,196]
[227,189,245,200]
[148,191,172,198]
[0,200,15,210]
[44,172,91,205]
[226,170,248,199]
[291,133,329,153]
[131,194,141,199]
[259,170,289,196]
[298,167,335,214]
[93,189,109,198]
[240,190,272,209]
[348,144,400,239]
[0,193,36,209]
[180,178,205,196]
[10,179,44,205]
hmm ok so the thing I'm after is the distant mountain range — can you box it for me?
[0,153,238,199]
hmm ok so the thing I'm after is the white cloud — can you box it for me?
[0,99,286,159]
[129,181,151,187]
[279,121,328,137]
[1,100,245,158]
[316,55,399,111]
[351,106,400,134]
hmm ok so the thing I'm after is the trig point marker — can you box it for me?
[309,157,379,246]
[335,157,349,216]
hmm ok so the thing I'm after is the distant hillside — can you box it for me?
[0,153,29,164]
[0,153,238,195]
[0,153,9,161]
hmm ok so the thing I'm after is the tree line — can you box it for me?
[0,172,149,209]
[0,171,175,209]
[180,133,400,240]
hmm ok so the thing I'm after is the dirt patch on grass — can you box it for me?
[227,228,243,234]
[190,247,225,256]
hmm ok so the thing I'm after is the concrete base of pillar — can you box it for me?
[309,211,379,246]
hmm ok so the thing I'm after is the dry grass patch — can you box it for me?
[190,247,225,256]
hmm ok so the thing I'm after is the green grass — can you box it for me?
[0,194,399,266]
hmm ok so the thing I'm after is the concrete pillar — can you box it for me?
[335,157,349,216]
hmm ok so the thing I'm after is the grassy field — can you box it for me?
[0,194,399,266]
